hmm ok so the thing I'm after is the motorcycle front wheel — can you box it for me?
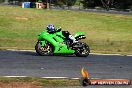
[74,42,90,57]
[35,42,53,56]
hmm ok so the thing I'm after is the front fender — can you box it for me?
[39,41,46,46]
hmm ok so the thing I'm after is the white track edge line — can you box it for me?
[3,76,28,78]
[2,76,100,80]
[41,77,69,79]
[6,49,35,52]
[6,49,132,56]
[91,53,132,56]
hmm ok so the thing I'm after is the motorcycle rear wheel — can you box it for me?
[74,42,90,57]
[35,42,53,56]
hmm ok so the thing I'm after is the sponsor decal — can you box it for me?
[80,67,131,86]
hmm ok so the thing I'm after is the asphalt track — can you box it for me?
[0,50,132,80]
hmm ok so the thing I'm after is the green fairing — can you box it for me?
[40,41,46,46]
[38,31,75,54]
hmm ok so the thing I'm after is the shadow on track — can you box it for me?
[15,51,77,57]
[15,51,39,56]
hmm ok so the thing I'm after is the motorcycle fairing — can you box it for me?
[38,31,75,54]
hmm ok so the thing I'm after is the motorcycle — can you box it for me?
[35,29,90,57]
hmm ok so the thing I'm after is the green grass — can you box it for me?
[0,6,132,54]
[0,77,80,87]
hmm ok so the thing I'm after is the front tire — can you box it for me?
[35,42,53,56]
[74,42,90,57]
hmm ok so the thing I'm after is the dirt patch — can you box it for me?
[15,17,28,20]
[0,82,42,88]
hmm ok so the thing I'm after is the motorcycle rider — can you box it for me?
[46,24,78,44]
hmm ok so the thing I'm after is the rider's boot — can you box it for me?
[68,35,78,44]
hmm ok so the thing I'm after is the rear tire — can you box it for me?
[35,42,53,56]
[74,42,90,57]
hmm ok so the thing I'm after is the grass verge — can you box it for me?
[0,6,132,55]
[0,77,80,88]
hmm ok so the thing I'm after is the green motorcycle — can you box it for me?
[35,29,90,57]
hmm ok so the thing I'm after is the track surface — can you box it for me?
[0,50,132,79]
